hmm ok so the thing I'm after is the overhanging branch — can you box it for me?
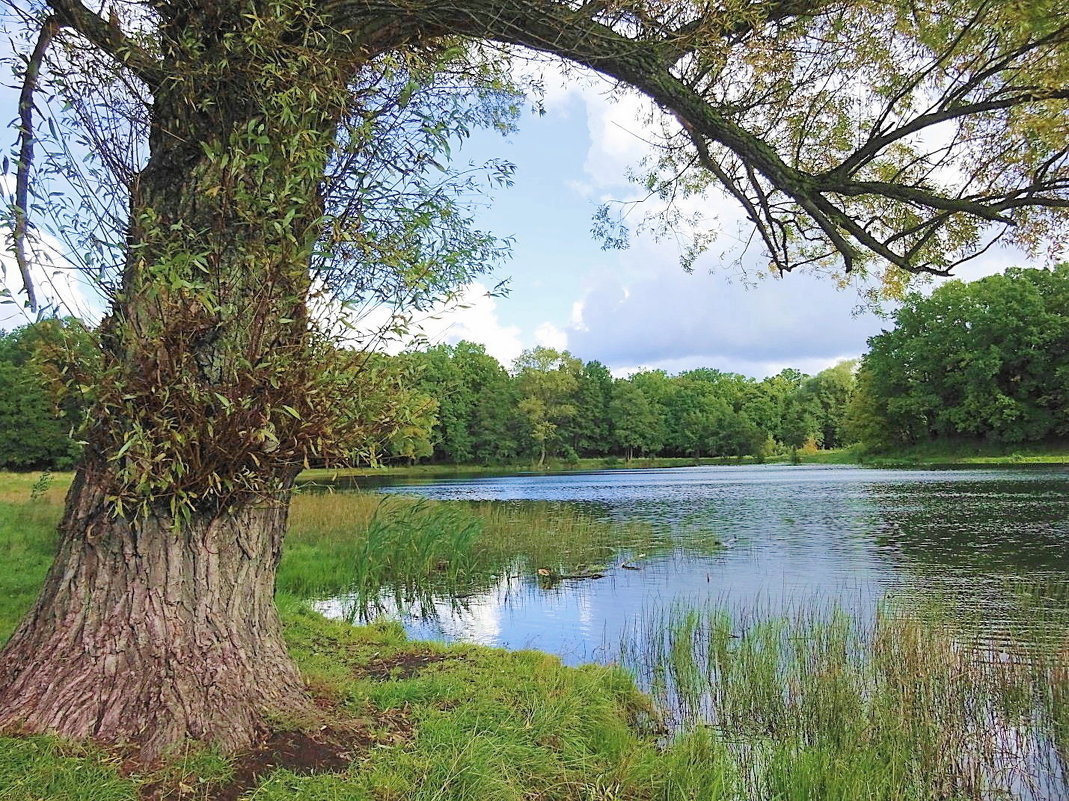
[13,15,58,315]
[47,0,162,89]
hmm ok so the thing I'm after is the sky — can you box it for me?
[0,54,1041,379]
[402,67,1030,378]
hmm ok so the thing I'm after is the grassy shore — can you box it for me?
[297,455,762,482]
[299,441,1069,482]
[855,439,1069,467]
[1,472,1067,799]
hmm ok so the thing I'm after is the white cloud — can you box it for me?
[406,282,526,366]
[564,258,884,377]
[533,321,568,351]
[580,90,656,190]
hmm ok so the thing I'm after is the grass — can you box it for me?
[1,471,1068,799]
[0,472,70,642]
[618,602,1069,801]
[281,489,662,620]
[856,438,1069,467]
[297,453,835,481]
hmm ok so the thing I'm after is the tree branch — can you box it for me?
[47,0,162,88]
[12,15,58,315]
[332,1,1069,275]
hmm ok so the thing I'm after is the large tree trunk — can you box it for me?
[0,466,306,759]
[0,4,356,759]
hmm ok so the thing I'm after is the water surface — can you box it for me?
[319,464,1069,662]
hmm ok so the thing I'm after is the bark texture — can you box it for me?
[0,2,353,758]
[0,468,306,758]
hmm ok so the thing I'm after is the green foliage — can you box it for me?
[609,381,663,459]
[512,347,583,465]
[851,265,1069,450]
[401,341,518,463]
[0,320,89,471]
[388,343,867,464]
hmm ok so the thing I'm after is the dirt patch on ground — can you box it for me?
[139,707,412,801]
[219,728,356,801]
[355,649,462,681]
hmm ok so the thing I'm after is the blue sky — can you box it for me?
[413,69,1028,378]
[1,57,1037,377]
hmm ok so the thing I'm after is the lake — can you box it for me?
[317,463,1069,664]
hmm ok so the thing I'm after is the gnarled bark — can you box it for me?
[0,466,306,759]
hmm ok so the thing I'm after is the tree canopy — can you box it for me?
[849,264,1069,448]
[1,0,1068,761]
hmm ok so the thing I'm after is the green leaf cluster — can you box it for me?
[0,319,91,470]
[848,264,1069,449]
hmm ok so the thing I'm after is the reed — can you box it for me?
[279,490,660,620]
[618,600,1069,800]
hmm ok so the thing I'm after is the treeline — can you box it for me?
[2,265,1066,470]
[397,344,855,464]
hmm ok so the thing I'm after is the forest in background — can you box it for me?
[2,265,1067,470]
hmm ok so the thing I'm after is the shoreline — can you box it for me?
[297,442,1069,482]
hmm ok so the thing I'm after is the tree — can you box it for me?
[405,344,476,462]
[0,320,90,469]
[452,341,519,462]
[609,380,663,459]
[852,265,1069,449]
[513,346,581,464]
[570,360,614,457]
[3,0,1068,759]
[664,377,732,457]
[794,361,857,449]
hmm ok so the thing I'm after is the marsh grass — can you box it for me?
[280,490,660,620]
[618,601,1069,800]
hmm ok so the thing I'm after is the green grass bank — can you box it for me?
[1,471,1067,800]
[299,440,1069,483]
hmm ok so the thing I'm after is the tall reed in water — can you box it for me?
[620,600,1069,800]
[278,490,658,618]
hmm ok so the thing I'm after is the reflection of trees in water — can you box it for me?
[863,477,1069,798]
[866,476,1069,664]
[871,477,1069,573]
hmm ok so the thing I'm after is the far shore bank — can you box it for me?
[298,441,1069,482]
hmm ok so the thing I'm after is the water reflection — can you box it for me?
[320,464,1069,661]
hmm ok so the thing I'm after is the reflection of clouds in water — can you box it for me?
[435,581,504,646]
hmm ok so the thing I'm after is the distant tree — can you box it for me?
[609,381,663,459]
[404,345,473,462]
[665,378,733,457]
[513,347,581,464]
[570,360,614,457]
[794,361,857,449]
[0,320,92,470]
[453,342,519,462]
[756,369,806,444]
[854,265,1069,448]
